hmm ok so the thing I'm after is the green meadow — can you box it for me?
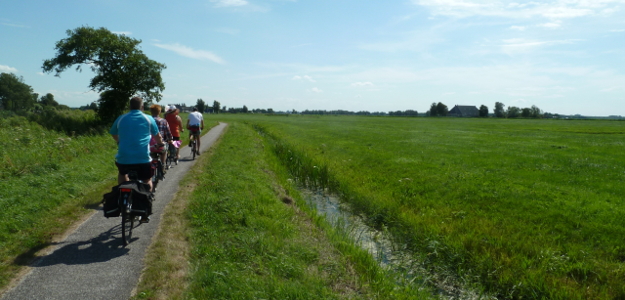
[204,114,625,299]
[3,110,625,299]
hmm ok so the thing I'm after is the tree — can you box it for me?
[39,93,58,107]
[429,102,438,117]
[42,26,166,122]
[494,102,505,118]
[479,105,489,117]
[0,73,36,111]
[436,102,448,117]
[212,100,220,114]
[196,98,206,112]
[521,107,531,118]
[507,106,520,118]
[530,105,543,118]
[243,105,248,113]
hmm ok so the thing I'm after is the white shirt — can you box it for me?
[188,111,203,126]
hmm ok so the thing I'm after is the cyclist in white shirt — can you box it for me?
[186,107,204,155]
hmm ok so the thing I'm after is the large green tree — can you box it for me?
[196,98,206,113]
[0,73,36,111]
[479,104,489,117]
[429,102,438,117]
[494,102,505,118]
[212,100,221,114]
[42,26,166,122]
[436,102,448,116]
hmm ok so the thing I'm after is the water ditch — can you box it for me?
[301,189,496,300]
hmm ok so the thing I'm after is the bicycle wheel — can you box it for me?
[192,141,196,160]
[121,210,133,246]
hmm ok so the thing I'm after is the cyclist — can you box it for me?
[186,107,204,155]
[110,97,164,193]
[149,104,173,171]
[165,105,184,163]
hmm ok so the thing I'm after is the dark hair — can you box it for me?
[130,97,143,110]
[192,107,198,112]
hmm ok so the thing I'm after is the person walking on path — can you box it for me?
[110,97,164,192]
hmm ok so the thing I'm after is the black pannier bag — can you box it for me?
[102,181,153,218]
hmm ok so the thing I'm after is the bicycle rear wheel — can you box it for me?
[192,141,196,160]
[121,211,133,246]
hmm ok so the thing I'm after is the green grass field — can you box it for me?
[208,114,625,299]
[4,110,625,299]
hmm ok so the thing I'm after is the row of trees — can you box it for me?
[424,101,543,118]
[494,102,543,118]
[0,73,70,112]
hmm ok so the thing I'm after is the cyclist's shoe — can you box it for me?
[140,216,150,223]
[196,151,201,156]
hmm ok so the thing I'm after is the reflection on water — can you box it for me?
[302,189,494,300]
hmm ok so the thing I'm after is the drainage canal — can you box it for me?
[301,189,495,300]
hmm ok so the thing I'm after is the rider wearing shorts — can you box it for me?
[186,107,204,155]
[110,97,164,192]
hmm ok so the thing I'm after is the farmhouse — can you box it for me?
[448,105,479,117]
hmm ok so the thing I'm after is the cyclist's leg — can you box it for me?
[172,136,181,161]
[195,131,201,154]
[116,162,130,185]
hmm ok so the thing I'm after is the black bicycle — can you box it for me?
[116,170,154,246]
[166,142,178,169]
[150,151,165,192]
[190,136,197,160]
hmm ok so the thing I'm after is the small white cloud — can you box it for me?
[292,75,316,82]
[443,92,455,95]
[2,22,27,28]
[0,65,18,73]
[37,72,45,76]
[351,81,374,87]
[510,25,526,31]
[307,87,323,93]
[154,43,226,64]
[113,31,132,36]
[610,29,625,32]
[210,0,248,7]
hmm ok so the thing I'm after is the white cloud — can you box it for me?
[112,31,132,36]
[495,38,583,55]
[307,87,323,93]
[153,43,226,64]
[510,25,526,30]
[0,65,18,73]
[1,22,27,28]
[610,29,625,32]
[292,75,316,82]
[210,0,248,7]
[351,81,374,87]
[412,0,620,20]
[215,27,240,35]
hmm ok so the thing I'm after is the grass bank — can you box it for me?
[0,115,118,290]
[135,121,432,299]
[205,114,625,299]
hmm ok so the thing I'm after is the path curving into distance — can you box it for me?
[1,123,227,300]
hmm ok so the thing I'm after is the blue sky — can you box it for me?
[1,0,624,115]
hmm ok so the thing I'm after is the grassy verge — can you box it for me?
[135,121,432,299]
[0,115,118,290]
[206,114,625,299]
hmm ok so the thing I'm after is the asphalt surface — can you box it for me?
[1,122,227,300]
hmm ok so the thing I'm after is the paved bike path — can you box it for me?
[1,123,227,300]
